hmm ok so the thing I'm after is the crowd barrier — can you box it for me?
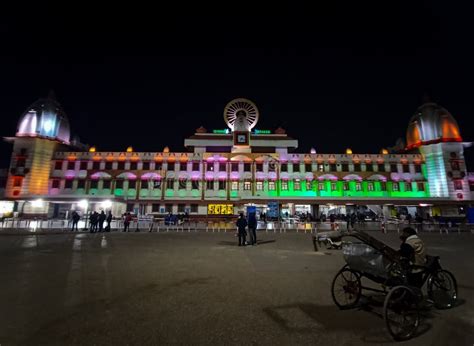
[1,218,474,235]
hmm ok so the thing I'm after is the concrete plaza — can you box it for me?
[0,230,473,345]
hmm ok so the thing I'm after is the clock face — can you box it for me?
[238,134,247,143]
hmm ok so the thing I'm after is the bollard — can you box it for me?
[312,235,319,252]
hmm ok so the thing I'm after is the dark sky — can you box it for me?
[1,2,473,167]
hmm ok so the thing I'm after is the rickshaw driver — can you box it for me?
[399,227,427,287]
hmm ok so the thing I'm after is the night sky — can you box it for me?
[1,2,473,167]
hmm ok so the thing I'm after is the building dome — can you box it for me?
[16,93,70,144]
[406,102,462,149]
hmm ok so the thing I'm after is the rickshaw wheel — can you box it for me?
[427,269,457,309]
[331,267,362,309]
[384,286,420,341]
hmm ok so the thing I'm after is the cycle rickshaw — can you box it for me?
[331,231,457,341]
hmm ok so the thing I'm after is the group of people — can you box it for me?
[69,210,113,232]
[236,212,258,246]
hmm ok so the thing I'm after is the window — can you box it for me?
[92,161,101,170]
[451,161,460,171]
[414,164,422,173]
[192,162,200,171]
[380,181,387,191]
[105,161,113,170]
[191,204,198,213]
[90,180,98,189]
[454,180,463,190]
[392,182,399,191]
[55,161,63,170]
[365,164,373,172]
[244,163,251,172]
[130,162,138,170]
[343,182,349,190]
[117,161,125,170]
[219,163,226,172]
[178,204,185,213]
[331,182,337,191]
[403,164,410,173]
[244,180,252,190]
[192,180,199,190]
[180,162,188,171]
[165,204,173,213]
[256,181,263,191]
[231,181,239,190]
[179,179,187,190]
[207,163,214,172]
[405,182,412,191]
[231,163,239,171]
[103,180,111,189]
[152,203,160,212]
[417,182,424,191]
[126,203,134,212]
[218,181,226,190]
[470,183,474,192]
[80,161,88,170]
[155,162,163,170]
[367,182,374,191]
[280,163,287,172]
[256,163,263,172]
[330,164,337,171]
[167,162,175,171]
[305,163,312,172]
[294,179,301,190]
[293,163,300,172]
[306,181,312,191]
[142,162,150,170]
[318,182,325,191]
[318,164,324,172]
[390,164,398,172]
[78,180,86,189]
[65,179,73,189]
[355,182,362,191]
[268,181,276,190]
[154,180,161,189]
[353,163,361,171]
[341,163,349,172]
[19,148,27,155]
[115,180,123,189]
[206,180,214,190]
[67,161,76,170]
[378,163,385,172]
[165,179,173,190]
[127,180,136,189]
[281,180,288,190]
[52,179,60,188]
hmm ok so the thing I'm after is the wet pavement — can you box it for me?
[0,231,473,345]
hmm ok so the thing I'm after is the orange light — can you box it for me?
[346,148,352,155]
[381,149,388,155]
[163,146,170,153]
[126,146,133,153]
[89,146,96,153]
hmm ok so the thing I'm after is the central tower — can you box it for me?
[223,98,259,153]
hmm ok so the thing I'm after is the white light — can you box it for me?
[0,201,14,215]
[43,120,54,132]
[102,200,112,209]
[31,199,44,208]
[78,199,88,209]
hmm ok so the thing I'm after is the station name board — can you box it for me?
[208,204,234,215]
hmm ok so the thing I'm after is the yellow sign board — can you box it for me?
[208,204,234,215]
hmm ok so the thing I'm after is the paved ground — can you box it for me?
[0,230,473,345]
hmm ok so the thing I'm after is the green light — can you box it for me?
[254,129,271,134]
[213,129,230,134]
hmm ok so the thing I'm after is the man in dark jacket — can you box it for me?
[236,212,248,246]
[248,213,257,245]
[98,211,106,232]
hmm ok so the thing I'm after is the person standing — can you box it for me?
[98,210,106,232]
[248,213,257,245]
[71,211,80,232]
[105,211,113,232]
[236,212,248,246]
[123,212,132,232]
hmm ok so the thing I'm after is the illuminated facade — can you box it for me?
[3,96,473,218]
